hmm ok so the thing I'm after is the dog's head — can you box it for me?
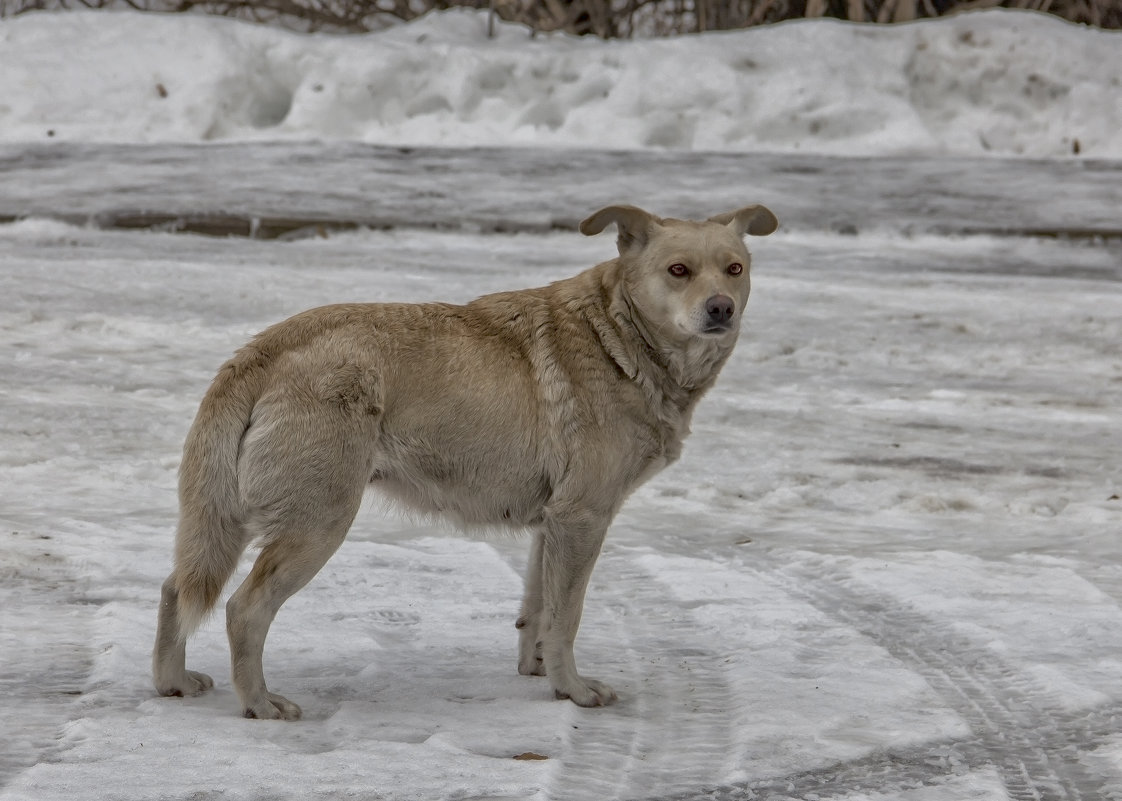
[580,204,778,346]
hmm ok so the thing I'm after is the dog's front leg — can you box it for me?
[537,508,617,707]
[516,530,546,676]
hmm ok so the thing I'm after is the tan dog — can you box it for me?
[153,203,778,719]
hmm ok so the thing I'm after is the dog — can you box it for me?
[153,203,778,719]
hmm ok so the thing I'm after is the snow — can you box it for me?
[2,7,1122,801]
[1,8,1121,157]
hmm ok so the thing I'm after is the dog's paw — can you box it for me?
[517,629,546,676]
[156,669,214,698]
[243,691,302,721]
[518,654,547,676]
[554,677,617,707]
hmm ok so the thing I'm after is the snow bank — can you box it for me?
[1,8,1119,157]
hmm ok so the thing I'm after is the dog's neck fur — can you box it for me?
[581,260,735,425]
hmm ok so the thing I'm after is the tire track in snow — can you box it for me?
[721,685,1122,801]
[528,551,741,801]
[497,543,1119,800]
[694,557,1118,801]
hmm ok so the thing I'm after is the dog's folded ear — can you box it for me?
[580,205,662,254]
[708,205,779,237]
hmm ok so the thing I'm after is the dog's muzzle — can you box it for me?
[703,294,736,333]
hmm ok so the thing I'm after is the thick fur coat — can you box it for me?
[153,203,777,719]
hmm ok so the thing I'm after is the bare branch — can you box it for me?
[2,0,1118,34]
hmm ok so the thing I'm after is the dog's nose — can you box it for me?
[705,295,735,325]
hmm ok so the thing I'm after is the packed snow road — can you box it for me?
[2,142,1122,250]
[1,144,1120,800]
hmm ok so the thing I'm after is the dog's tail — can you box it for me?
[171,345,269,640]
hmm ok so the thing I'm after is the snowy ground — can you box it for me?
[2,145,1120,800]
[2,7,1122,801]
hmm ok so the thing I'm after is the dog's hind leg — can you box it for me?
[228,422,371,719]
[154,487,251,698]
[153,576,217,697]
[516,530,546,676]
[226,516,355,720]
[228,364,380,720]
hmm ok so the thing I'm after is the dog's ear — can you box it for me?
[708,205,779,237]
[579,205,661,254]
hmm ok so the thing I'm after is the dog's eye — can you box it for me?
[727,263,744,276]
[668,263,689,278]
